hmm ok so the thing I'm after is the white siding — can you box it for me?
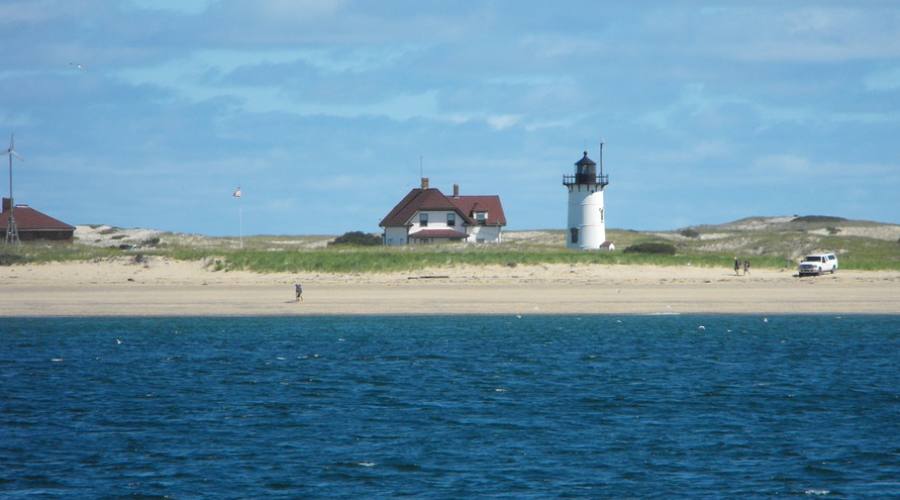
[406,210,467,236]
[566,184,606,250]
[467,225,502,243]
[384,210,502,245]
[383,226,408,246]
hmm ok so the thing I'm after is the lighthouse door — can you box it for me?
[570,227,579,244]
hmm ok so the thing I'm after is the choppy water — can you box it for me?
[1,315,899,498]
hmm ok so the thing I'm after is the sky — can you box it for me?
[1,0,899,235]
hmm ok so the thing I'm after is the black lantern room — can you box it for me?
[563,150,609,187]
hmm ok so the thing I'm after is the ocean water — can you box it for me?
[1,315,898,498]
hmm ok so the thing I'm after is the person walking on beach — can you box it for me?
[734,257,741,276]
[743,259,751,275]
[295,283,303,303]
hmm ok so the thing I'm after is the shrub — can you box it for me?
[679,228,701,238]
[0,253,25,266]
[623,242,677,255]
[826,226,841,235]
[328,231,382,247]
[792,215,846,223]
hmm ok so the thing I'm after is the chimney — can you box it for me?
[2,198,9,212]
[453,184,459,197]
[421,177,429,189]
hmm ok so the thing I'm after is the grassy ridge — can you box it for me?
[3,220,899,274]
[136,245,791,274]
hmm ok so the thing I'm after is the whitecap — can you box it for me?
[276,356,286,361]
[357,462,375,467]
[804,489,830,496]
[51,358,63,362]
[697,325,706,331]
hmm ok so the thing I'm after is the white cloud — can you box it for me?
[485,114,521,130]
[651,5,900,62]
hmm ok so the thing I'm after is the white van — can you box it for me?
[798,253,838,276]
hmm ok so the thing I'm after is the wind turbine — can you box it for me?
[4,134,22,245]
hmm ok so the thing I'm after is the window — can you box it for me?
[419,213,428,227]
[475,211,487,225]
[447,213,456,226]
[570,227,579,243]
[600,208,604,222]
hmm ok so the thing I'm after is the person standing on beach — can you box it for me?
[744,259,751,275]
[295,283,303,303]
[734,257,741,276]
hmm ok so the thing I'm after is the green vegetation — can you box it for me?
[2,216,899,273]
[792,215,847,223]
[679,228,701,238]
[624,242,677,255]
[0,243,121,265]
[170,246,778,273]
[328,231,382,247]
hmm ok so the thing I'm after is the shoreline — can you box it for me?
[1,258,899,317]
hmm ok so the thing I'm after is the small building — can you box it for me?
[0,198,75,241]
[380,178,506,245]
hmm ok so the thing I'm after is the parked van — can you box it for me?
[798,253,838,276]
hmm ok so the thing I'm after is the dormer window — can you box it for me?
[475,211,487,225]
[447,213,456,226]
[419,213,428,227]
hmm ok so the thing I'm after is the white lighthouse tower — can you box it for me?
[563,145,609,250]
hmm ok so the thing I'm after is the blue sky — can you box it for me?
[1,0,898,235]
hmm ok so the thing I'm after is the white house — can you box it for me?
[380,178,506,245]
[564,149,614,250]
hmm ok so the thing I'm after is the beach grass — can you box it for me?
[3,222,899,273]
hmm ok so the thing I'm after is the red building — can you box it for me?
[0,198,75,241]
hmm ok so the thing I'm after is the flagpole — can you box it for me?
[233,186,243,249]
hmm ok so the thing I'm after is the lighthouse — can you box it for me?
[563,146,610,250]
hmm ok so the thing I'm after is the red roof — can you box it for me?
[448,195,506,226]
[380,188,506,227]
[0,205,74,231]
[408,229,468,239]
[379,188,473,227]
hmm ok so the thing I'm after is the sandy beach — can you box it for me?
[1,257,898,316]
